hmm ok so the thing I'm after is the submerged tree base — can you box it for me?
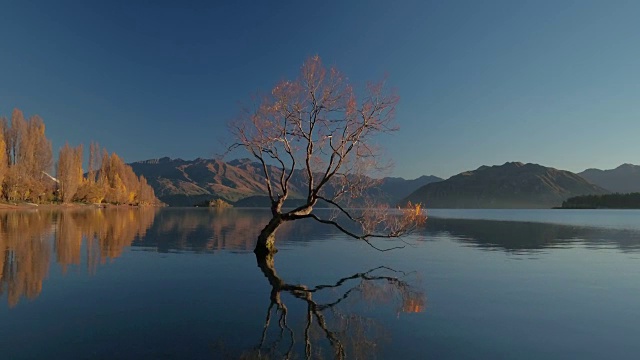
[254,216,283,255]
[254,237,278,255]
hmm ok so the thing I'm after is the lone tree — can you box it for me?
[230,56,426,255]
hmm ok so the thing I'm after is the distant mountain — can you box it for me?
[378,175,443,203]
[578,164,640,193]
[129,157,441,207]
[129,157,298,206]
[402,162,609,209]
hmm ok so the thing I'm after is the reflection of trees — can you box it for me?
[0,208,156,307]
[0,211,53,308]
[55,211,82,272]
[217,254,425,359]
[65,208,156,270]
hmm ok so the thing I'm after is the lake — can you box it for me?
[1,208,639,359]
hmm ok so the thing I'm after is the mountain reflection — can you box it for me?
[140,209,337,253]
[215,255,425,359]
[424,217,640,253]
[0,208,336,308]
[0,208,156,307]
[142,209,272,252]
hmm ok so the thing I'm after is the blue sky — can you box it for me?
[1,0,638,179]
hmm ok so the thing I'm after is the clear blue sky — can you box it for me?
[1,0,638,179]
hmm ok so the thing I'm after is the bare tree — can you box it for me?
[230,56,426,254]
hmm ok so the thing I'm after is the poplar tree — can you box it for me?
[57,143,84,203]
[0,108,159,206]
[0,118,7,197]
[8,108,25,166]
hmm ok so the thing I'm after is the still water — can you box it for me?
[1,208,639,359]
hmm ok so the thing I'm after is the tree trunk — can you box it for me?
[255,216,284,255]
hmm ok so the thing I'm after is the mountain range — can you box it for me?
[129,157,442,207]
[578,164,640,193]
[129,157,637,209]
[401,162,609,209]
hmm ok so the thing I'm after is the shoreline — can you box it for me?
[0,202,162,210]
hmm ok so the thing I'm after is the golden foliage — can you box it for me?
[0,108,160,206]
[57,143,84,203]
[0,118,8,196]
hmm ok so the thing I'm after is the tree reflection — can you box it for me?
[71,208,156,270]
[0,211,53,307]
[0,208,156,307]
[217,254,425,359]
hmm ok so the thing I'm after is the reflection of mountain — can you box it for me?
[0,209,156,307]
[0,208,351,308]
[2,207,416,308]
[424,217,640,253]
[138,209,271,252]
[135,209,343,253]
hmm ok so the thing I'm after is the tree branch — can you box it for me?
[289,213,407,252]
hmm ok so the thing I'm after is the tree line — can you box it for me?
[561,193,640,209]
[0,108,159,205]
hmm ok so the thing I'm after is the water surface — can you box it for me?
[1,208,639,359]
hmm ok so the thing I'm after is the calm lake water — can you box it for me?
[1,208,639,359]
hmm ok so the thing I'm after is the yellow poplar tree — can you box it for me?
[57,143,84,203]
[0,118,8,196]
